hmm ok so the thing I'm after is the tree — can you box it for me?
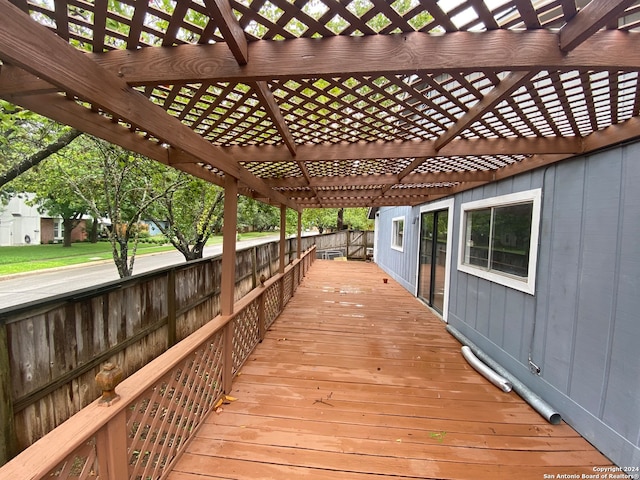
[17,149,93,247]
[1,101,90,246]
[238,197,279,232]
[301,208,338,234]
[0,127,82,189]
[1,100,82,209]
[299,208,373,234]
[147,174,225,261]
[65,139,173,277]
[342,208,373,231]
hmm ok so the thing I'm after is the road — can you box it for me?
[0,235,280,310]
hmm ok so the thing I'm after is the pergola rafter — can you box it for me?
[0,0,639,208]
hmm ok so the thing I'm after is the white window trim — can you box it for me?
[415,198,455,322]
[53,218,64,240]
[391,216,405,252]
[457,188,542,295]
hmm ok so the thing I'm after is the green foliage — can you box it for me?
[296,208,373,234]
[342,207,374,230]
[238,197,280,232]
[146,172,225,261]
[0,100,65,181]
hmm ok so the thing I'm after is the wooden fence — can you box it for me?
[0,235,317,462]
[0,246,316,480]
[313,230,374,260]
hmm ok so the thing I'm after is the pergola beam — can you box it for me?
[434,71,536,151]
[204,0,303,206]
[1,92,229,188]
[0,1,299,211]
[263,169,498,189]
[559,0,636,53]
[203,0,248,65]
[253,82,297,157]
[2,31,640,97]
[221,137,583,163]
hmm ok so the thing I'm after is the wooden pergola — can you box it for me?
[0,0,639,308]
[1,0,639,211]
[0,2,639,475]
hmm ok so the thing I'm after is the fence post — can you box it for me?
[251,247,258,289]
[167,269,177,347]
[0,323,16,466]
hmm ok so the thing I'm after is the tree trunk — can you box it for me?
[88,217,99,243]
[183,237,206,261]
[62,217,80,247]
[337,208,344,230]
[112,237,131,278]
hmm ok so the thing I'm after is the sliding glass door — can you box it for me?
[417,209,448,314]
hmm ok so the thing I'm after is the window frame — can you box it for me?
[53,218,64,240]
[391,216,405,252]
[457,188,542,295]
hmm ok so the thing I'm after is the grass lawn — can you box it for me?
[0,232,278,276]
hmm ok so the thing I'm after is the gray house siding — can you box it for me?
[375,143,640,470]
[373,205,421,293]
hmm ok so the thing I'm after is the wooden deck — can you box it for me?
[168,260,613,480]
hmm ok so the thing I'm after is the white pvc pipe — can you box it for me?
[461,345,513,393]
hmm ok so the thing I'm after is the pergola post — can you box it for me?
[221,175,238,316]
[279,205,286,274]
[221,176,238,394]
[297,210,302,259]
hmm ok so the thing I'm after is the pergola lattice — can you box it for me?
[1,0,639,210]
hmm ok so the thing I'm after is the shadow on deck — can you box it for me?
[169,260,612,480]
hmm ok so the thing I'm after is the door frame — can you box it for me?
[414,198,455,323]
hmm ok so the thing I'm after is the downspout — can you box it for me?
[461,345,512,393]
[527,165,553,376]
[447,325,562,425]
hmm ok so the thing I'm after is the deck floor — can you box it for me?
[168,260,613,480]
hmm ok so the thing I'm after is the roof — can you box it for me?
[1,0,639,210]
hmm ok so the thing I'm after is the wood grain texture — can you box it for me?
[168,260,613,480]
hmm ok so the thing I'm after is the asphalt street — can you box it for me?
[0,235,279,310]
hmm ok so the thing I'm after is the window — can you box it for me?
[391,216,405,251]
[458,189,541,294]
[53,219,63,240]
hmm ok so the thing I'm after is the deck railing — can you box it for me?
[0,247,315,480]
[0,236,317,459]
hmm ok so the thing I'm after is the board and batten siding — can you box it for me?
[373,206,420,293]
[375,143,640,470]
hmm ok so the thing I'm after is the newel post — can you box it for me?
[96,409,129,480]
[95,363,127,480]
[96,362,123,406]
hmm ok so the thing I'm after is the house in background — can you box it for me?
[372,141,640,471]
[0,194,86,246]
